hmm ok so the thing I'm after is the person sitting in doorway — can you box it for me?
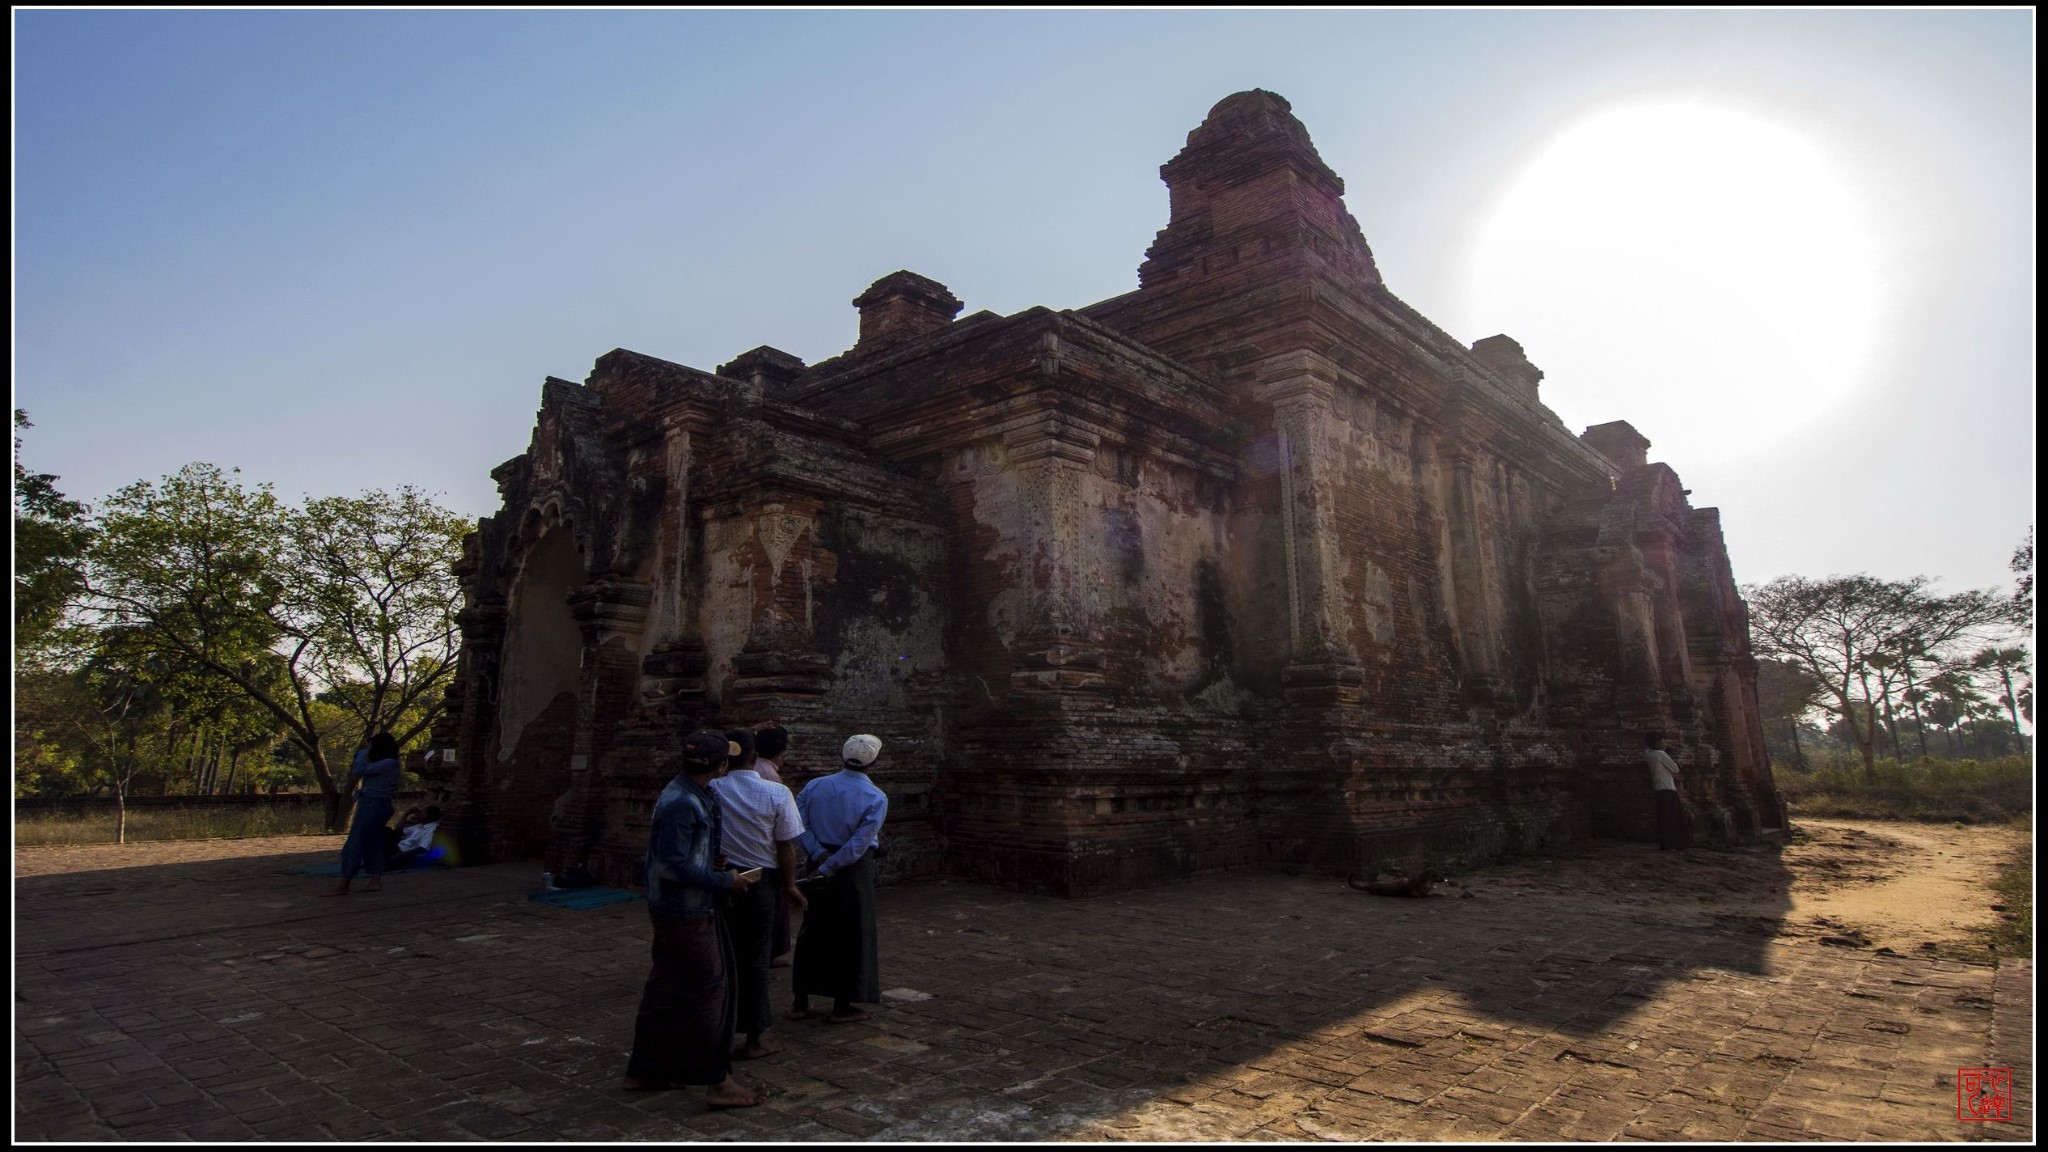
[387,805,441,870]
[383,807,425,861]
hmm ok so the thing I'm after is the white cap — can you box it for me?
[842,734,883,767]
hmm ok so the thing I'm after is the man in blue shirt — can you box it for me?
[789,734,889,1023]
[623,729,762,1108]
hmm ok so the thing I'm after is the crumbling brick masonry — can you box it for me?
[423,90,1782,895]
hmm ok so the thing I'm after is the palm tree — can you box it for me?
[1923,669,1984,757]
[1972,646,2032,743]
[1901,684,1932,760]
[1865,651,1908,764]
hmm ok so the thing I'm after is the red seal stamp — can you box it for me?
[1956,1067,2012,1121]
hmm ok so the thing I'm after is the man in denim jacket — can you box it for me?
[623,729,762,1108]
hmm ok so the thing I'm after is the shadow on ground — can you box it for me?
[16,833,2013,1141]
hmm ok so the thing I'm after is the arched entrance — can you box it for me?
[491,527,586,860]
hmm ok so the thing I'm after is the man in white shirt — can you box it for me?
[753,725,794,965]
[1644,733,1690,850]
[710,729,809,1059]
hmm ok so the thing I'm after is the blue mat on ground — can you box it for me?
[289,861,446,877]
[528,886,640,910]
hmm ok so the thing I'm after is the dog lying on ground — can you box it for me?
[1348,867,1444,897]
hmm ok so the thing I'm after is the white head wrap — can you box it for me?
[841,734,883,767]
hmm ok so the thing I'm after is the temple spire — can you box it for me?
[1137,90,1381,291]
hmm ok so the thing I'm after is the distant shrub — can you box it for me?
[1778,756,2032,823]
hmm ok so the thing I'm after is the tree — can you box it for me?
[1863,650,1909,763]
[2013,527,2034,629]
[82,464,470,830]
[1755,658,1826,769]
[1900,683,1933,760]
[65,653,169,844]
[1971,645,2031,743]
[1865,631,1952,763]
[1922,668,1986,756]
[284,488,469,754]
[1746,574,2008,781]
[13,668,93,798]
[13,410,92,663]
[154,659,288,795]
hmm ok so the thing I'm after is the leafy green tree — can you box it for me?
[13,668,94,797]
[60,653,173,843]
[12,410,92,663]
[83,464,469,829]
[284,488,469,751]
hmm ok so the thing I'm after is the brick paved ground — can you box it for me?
[14,827,2033,1142]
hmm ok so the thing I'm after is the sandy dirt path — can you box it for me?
[1775,818,2025,953]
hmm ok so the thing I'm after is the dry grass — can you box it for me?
[1778,756,2032,824]
[1980,817,2034,963]
[14,805,333,846]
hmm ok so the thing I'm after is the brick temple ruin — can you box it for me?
[423,90,1782,895]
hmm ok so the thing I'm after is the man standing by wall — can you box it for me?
[1645,732,1691,851]
[623,729,762,1108]
[712,728,809,1060]
[790,734,889,1024]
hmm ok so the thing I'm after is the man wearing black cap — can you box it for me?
[623,729,762,1107]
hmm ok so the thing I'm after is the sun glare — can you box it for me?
[1467,101,1880,466]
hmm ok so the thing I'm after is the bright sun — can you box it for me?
[1467,101,1880,467]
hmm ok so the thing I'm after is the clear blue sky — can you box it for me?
[14,10,2035,596]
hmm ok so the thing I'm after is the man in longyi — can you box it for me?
[710,727,809,1060]
[622,729,762,1107]
[789,734,889,1024]
[753,724,797,966]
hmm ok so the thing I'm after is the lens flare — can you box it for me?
[1466,100,1881,465]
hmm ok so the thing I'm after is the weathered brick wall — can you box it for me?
[438,87,1779,897]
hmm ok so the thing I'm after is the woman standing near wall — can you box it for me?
[324,732,404,895]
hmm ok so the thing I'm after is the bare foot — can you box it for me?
[827,1008,871,1024]
[620,1076,666,1091]
[320,885,350,898]
[786,1006,819,1021]
[734,1037,783,1060]
[769,956,792,968]
[364,881,382,892]
[705,1077,762,1109]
